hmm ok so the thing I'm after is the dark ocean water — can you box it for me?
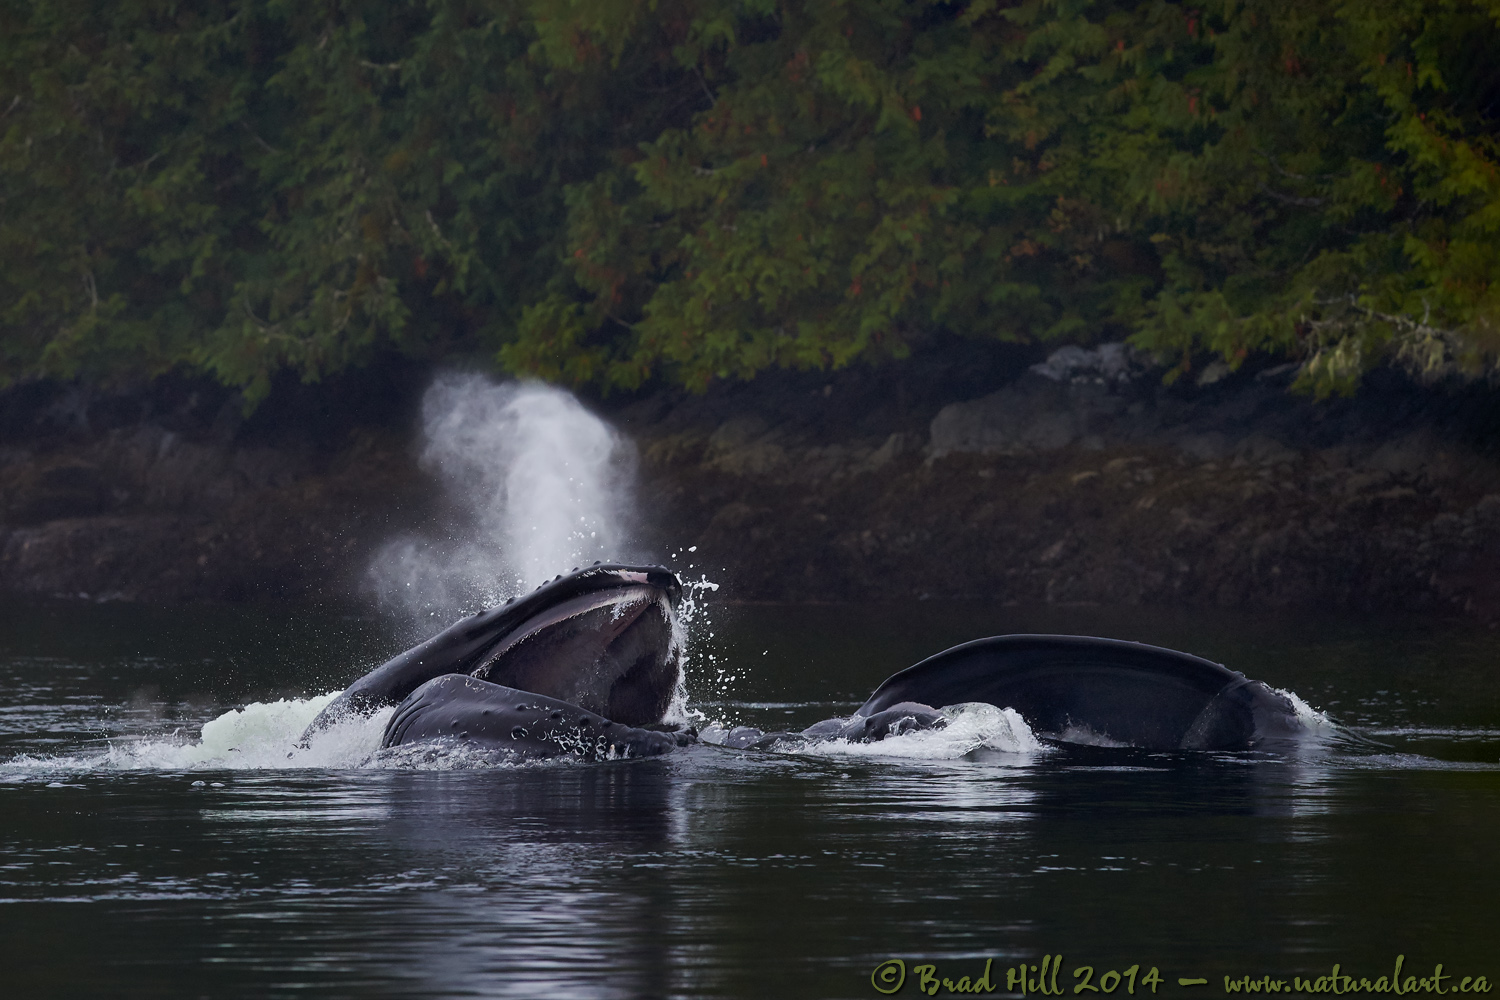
[1,599,1497,999]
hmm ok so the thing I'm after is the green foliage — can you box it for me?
[1,0,703,400]
[3,0,1499,399]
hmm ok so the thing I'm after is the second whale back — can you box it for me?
[857,634,1299,751]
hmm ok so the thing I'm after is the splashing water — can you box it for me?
[1,695,389,776]
[0,679,1364,780]
[369,374,638,623]
[1275,687,1339,735]
[696,703,1045,761]
[662,575,721,727]
[0,694,626,776]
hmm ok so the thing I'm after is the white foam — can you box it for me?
[1275,687,1341,738]
[0,695,395,776]
[0,681,1371,778]
[799,703,1043,760]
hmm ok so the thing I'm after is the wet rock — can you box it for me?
[1172,432,1230,462]
[707,501,761,532]
[1365,431,1452,478]
[1029,343,1154,384]
[707,416,768,451]
[1195,360,1232,387]
[7,461,110,523]
[705,417,786,475]
[5,345,1500,623]
[861,431,922,472]
[0,371,427,603]
[1234,433,1298,466]
[928,374,1132,457]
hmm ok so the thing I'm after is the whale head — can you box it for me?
[306,563,685,736]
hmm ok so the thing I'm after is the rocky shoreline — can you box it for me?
[3,346,1500,621]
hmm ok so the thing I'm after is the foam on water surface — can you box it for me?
[3,689,687,777]
[1,694,393,777]
[796,704,1044,760]
[1275,686,1340,737]
[3,684,1488,778]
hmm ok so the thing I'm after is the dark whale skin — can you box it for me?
[303,563,683,739]
[856,634,1301,750]
[381,674,679,760]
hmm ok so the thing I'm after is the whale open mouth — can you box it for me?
[301,564,684,740]
[469,583,679,727]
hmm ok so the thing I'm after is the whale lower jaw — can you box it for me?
[381,675,681,760]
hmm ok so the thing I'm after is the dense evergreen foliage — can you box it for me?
[3,0,1497,401]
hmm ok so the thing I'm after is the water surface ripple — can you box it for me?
[1,600,1496,999]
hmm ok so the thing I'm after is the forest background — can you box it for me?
[3,0,1499,407]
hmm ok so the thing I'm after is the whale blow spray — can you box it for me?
[369,373,638,625]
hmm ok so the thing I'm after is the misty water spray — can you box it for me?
[369,373,637,624]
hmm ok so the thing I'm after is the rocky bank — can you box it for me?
[4,344,1500,620]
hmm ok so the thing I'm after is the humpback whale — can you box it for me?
[725,634,1302,751]
[310,565,1303,758]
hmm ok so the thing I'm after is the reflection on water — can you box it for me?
[1,599,1498,999]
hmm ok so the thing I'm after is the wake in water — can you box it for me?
[701,703,1044,759]
[3,695,381,776]
[3,691,1342,776]
[1,697,1041,776]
